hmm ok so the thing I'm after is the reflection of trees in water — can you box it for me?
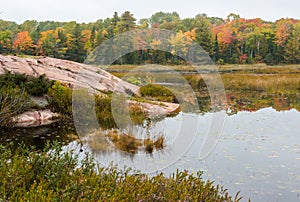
[192,91,299,115]
[225,92,300,115]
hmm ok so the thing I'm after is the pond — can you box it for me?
[3,96,299,202]
[57,106,298,202]
[1,76,300,201]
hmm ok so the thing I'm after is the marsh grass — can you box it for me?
[107,130,166,154]
[154,135,165,150]
[144,138,154,153]
[108,64,300,95]
[107,130,142,153]
[222,73,300,94]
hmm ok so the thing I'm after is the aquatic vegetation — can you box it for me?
[107,130,166,154]
[107,130,142,153]
[144,138,154,153]
[153,135,165,150]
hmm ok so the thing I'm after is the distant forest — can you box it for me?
[0,11,300,65]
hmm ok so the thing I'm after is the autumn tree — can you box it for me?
[38,30,56,57]
[13,31,34,54]
[284,33,300,63]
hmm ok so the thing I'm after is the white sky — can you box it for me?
[0,0,299,23]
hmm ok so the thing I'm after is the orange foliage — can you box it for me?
[12,31,34,53]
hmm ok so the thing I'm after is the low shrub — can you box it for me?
[0,72,53,96]
[140,84,177,103]
[47,81,73,118]
[0,86,32,127]
[0,142,242,201]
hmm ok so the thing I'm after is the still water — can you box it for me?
[2,100,300,201]
[61,106,300,202]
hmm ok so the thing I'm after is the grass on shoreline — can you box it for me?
[107,64,300,95]
[106,63,300,73]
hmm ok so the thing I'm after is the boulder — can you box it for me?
[129,100,180,118]
[12,110,59,127]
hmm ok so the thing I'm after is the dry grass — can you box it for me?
[222,73,300,93]
[107,63,300,72]
[107,130,142,153]
[153,135,165,150]
[144,138,154,153]
[107,130,166,154]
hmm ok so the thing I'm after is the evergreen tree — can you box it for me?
[116,11,136,33]
[56,29,68,58]
[66,24,86,62]
[30,24,41,55]
[214,34,220,62]
[194,16,214,56]
[90,26,96,49]
[107,12,120,37]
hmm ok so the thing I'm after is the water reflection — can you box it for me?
[61,107,300,201]
[0,121,76,150]
[1,91,300,201]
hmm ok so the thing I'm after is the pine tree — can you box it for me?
[214,34,220,61]
[194,16,213,56]
[90,26,96,49]
[66,24,86,62]
[116,11,136,33]
[31,25,41,55]
[56,29,68,58]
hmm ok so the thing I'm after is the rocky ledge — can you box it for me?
[0,55,138,95]
[0,55,181,126]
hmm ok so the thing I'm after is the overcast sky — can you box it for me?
[1,0,300,24]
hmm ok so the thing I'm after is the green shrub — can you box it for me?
[0,142,242,201]
[125,76,142,86]
[0,86,32,127]
[0,72,53,96]
[0,72,27,89]
[140,84,177,103]
[95,94,116,129]
[47,81,73,118]
[264,53,276,65]
[217,58,225,65]
[25,75,54,96]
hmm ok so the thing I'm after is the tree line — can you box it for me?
[0,11,300,65]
